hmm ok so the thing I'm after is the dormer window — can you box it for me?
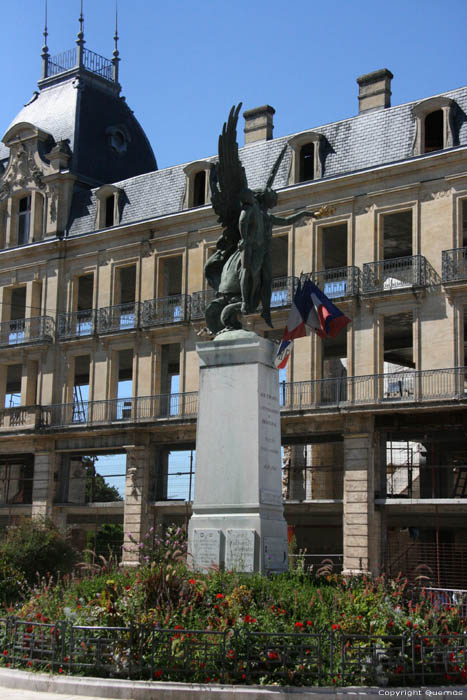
[412,96,456,156]
[287,131,324,185]
[18,196,31,245]
[424,110,443,153]
[299,143,315,182]
[193,171,206,206]
[95,185,123,229]
[183,161,213,209]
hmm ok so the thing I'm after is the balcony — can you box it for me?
[97,303,141,334]
[41,392,199,428]
[47,48,113,81]
[386,463,467,499]
[280,366,467,411]
[58,310,96,340]
[191,290,216,321]
[141,295,190,327]
[442,247,467,283]
[362,255,434,294]
[270,276,299,308]
[311,266,360,299]
[0,406,40,430]
[0,316,54,348]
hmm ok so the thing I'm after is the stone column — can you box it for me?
[342,416,381,576]
[122,445,151,566]
[32,449,56,519]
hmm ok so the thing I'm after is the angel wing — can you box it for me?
[210,103,249,246]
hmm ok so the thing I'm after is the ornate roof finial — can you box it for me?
[41,0,50,78]
[76,0,85,68]
[112,0,120,84]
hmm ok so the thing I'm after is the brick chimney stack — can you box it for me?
[357,69,393,113]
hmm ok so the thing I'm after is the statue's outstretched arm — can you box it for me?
[269,205,333,226]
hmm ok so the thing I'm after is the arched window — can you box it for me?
[287,132,324,185]
[95,185,123,229]
[424,110,444,153]
[193,171,206,206]
[412,97,455,156]
[299,143,315,182]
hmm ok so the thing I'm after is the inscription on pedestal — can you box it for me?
[192,529,222,572]
[225,529,256,572]
[263,536,288,572]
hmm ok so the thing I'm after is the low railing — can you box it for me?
[57,309,96,340]
[83,48,112,80]
[289,553,343,572]
[311,266,360,299]
[0,617,465,686]
[270,275,298,308]
[0,316,54,347]
[97,303,141,334]
[191,289,216,320]
[442,247,467,282]
[280,366,467,410]
[283,464,343,500]
[362,255,430,293]
[0,406,39,429]
[46,48,113,81]
[40,392,199,428]
[141,295,190,327]
[387,542,467,590]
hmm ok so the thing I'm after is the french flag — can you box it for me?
[275,279,351,369]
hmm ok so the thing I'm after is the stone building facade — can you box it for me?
[1,34,467,584]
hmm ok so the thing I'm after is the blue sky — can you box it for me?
[2,0,467,169]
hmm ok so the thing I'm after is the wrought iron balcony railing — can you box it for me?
[270,275,299,308]
[40,392,199,428]
[311,266,360,299]
[57,309,96,340]
[191,289,216,320]
[386,463,467,500]
[362,255,431,293]
[141,295,190,327]
[442,247,467,282]
[0,316,54,348]
[97,303,141,334]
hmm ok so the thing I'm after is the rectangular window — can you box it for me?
[18,196,31,245]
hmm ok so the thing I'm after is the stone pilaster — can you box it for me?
[31,450,56,519]
[342,416,381,576]
[122,445,151,566]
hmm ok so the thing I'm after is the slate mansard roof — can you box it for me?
[66,85,467,237]
[0,73,157,185]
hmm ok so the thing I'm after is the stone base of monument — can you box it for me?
[188,331,288,575]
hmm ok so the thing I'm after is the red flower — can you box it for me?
[2,651,7,657]
[188,579,196,585]
[295,621,303,628]
[268,651,279,660]
[227,649,235,659]
[241,674,246,680]
[216,593,224,599]
[58,668,63,674]
[35,614,41,621]
[332,624,341,631]
[395,665,403,674]
[63,656,69,663]
[388,621,394,628]
[406,620,411,627]
[306,620,313,627]
[154,670,163,679]
[244,615,256,624]
[27,661,32,668]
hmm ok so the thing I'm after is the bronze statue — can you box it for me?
[205,103,329,335]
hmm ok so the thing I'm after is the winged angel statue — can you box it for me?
[204,103,329,335]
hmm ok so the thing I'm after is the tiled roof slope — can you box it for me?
[0,74,157,184]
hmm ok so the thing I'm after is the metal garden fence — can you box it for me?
[0,618,466,686]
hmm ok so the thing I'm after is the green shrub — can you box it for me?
[0,556,27,605]
[0,517,77,585]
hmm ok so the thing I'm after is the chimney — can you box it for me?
[243,105,275,144]
[356,69,393,113]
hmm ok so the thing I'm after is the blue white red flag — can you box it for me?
[275,279,351,369]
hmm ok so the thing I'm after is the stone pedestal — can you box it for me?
[188,332,288,574]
